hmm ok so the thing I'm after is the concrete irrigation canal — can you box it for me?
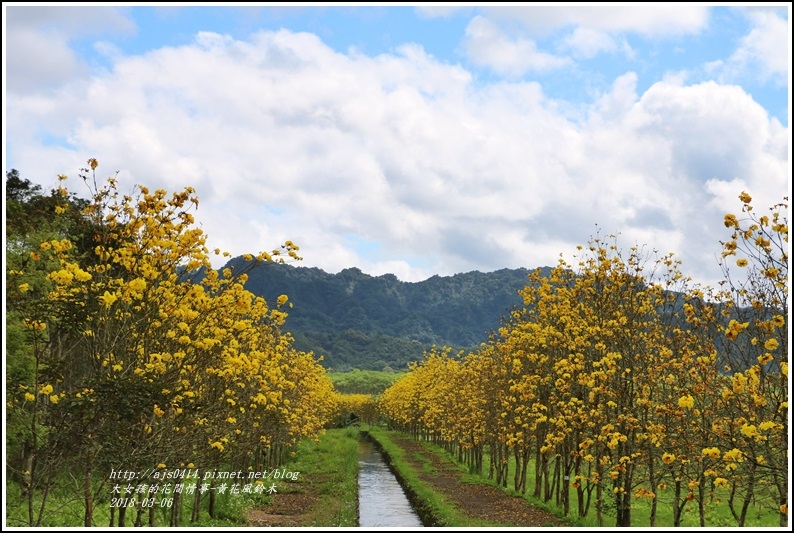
[358,438,423,527]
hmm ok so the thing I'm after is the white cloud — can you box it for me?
[590,72,639,122]
[563,27,635,60]
[4,6,135,93]
[697,8,789,88]
[5,28,788,289]
[5,27,86,93]
[456,6,707,75]
[563,27,617,58]
[730,9,790,83]
[483,5,709,36]
[463,16,570,76]
[5,4,133,32]
[592,79,789,288]
[414,6,467,19]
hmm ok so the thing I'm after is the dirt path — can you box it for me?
[246,473,338,527]
[386,433,565,527]
[246,481,316,527]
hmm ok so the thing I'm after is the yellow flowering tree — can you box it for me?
[714,192,788,527]
[6,161,332,527]
[379,363,425,437]
[509,265,573,501]
[334,393,378,426]
[6,168,102,526]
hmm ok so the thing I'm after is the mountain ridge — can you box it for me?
[223,258,548,371]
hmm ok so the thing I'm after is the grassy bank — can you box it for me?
[274,426,360,526]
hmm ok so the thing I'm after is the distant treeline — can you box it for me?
[330,369,402,395]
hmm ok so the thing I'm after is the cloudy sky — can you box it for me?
[3,4,791,289]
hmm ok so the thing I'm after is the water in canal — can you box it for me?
[358,439,423,527]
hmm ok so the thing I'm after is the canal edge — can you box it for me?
[361,430,439,527]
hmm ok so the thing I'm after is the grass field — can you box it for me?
[5,427,360,527]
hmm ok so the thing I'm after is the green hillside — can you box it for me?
[222,258,545,371]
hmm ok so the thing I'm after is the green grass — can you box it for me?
[5,467,276,527]
[5,427,361,528]
[468,444,780,528]
[276,426,360,526]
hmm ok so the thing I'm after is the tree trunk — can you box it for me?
[514,447,523,492]
[488,441,495,480]
[646,447,657,526]
[209,476,217,519]
[191,473,202,522]
[170,486,182,526]
[533,445,543,498]
[118,501,127,527]
[776,479,788,528]
[616,482,632,527]
[595,461,603,527]
[737,467,756,527]
[698,473,706,527]
[673,480,683,527]
[134,503,143,527]
[552,455,561,505]
[83,458,94,527]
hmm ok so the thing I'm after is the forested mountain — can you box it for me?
[224,258,546,371]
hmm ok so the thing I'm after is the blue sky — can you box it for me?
[3,4,791,289]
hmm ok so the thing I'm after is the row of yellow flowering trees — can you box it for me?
[333,393,380,426]
[381,192,788,528]
[6,162,338,526]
